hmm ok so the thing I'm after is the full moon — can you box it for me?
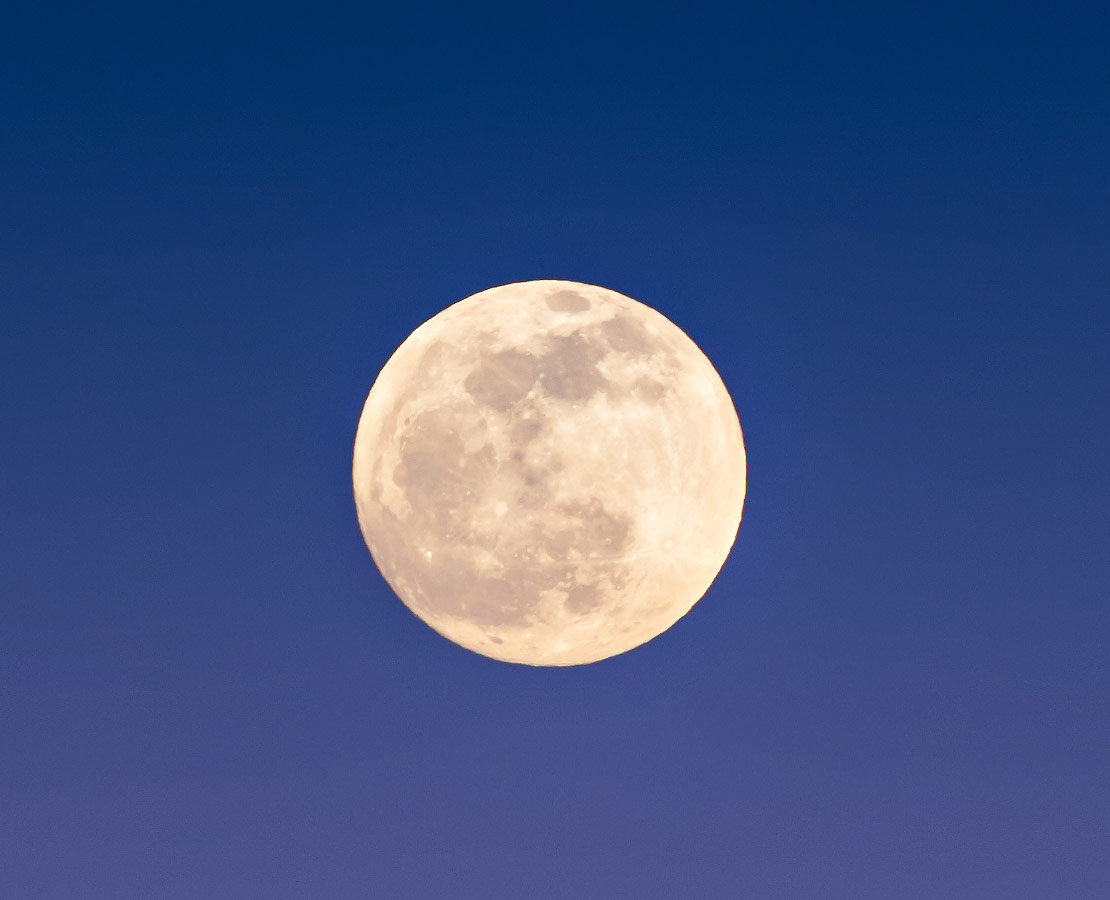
[352,280,746,666]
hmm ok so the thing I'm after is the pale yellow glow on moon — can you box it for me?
[352,280,746,666]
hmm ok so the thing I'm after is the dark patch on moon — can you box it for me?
[634,376,668,403]
[601,314,659,355]
[392,407,496,538]
[458,576,529,626]
[564,583,602,613]
[416,339,451,376]
[545,289,591,313]
[510,412,545,447]
[380,534,540,630]
[536,332,609,402]
[524,469,554,506]
[464,349,537,410]
[558,497,633,557]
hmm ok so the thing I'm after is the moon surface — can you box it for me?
[352,280,746,666]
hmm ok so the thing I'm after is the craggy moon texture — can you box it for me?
[352,280,746,665]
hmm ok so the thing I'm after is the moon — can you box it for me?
[352,280,746,666]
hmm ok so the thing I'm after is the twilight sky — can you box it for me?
[2,4,1108,898]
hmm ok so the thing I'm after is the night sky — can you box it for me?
[3,4,1108,898]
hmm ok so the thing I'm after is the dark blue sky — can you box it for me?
[3,3,1108,898]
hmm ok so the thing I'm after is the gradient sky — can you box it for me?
[3,4,1108,898]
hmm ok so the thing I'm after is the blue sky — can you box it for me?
[3,3,1108,898]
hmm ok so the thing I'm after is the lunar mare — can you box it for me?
[352,280,746,666]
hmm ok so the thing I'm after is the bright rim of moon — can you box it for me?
[352,280,746,666]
